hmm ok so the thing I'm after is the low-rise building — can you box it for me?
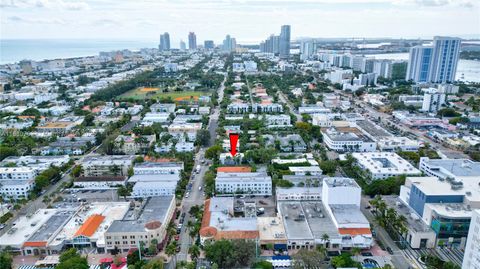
[377,137,423,152]
[399,176,480,248]
[419,157,480,181]
[322,127,376,152]
[167,122,202,141]
[82,155,136,177]
[264,114,291,127]
[463,209,480,269]
[199,197,259,245]
[215,172,272,195]
[73,176,127,189]
[114,134,156,154]
[105,196,176,253]
[0,180,35,199]
[278,134,307,153]
[36,116,84,135]
[133,161,184,175]
[150,103,176,114]
[350,152,421,180]
[289,166,322,176]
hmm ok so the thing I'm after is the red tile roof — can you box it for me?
[23,241,47,247]
[75,214,105,237]
[217,166,252,173]
[338,228,371,236]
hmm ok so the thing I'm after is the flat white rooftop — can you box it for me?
[0,209,57,248]
[50,202,129,247]
[352,152,421,176]
[407,176,480,203]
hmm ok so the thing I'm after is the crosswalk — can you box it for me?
[399,246,464,268]
[18,264,108,269]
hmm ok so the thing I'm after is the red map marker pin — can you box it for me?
[229,133,239,157]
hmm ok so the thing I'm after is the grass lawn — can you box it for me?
[119,87,207,101]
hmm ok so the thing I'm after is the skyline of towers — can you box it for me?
[406,36,461,83]
[259,25,291,58]
[188,32,197,50]
[279,25,291,59]
[159,32,170,51]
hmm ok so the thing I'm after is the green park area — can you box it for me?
[119,87,205,101]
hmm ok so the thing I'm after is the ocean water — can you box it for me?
[0,39,157,64]
[369,53,480,83]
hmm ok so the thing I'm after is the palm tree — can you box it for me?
[165,241,177,263]
[188,245,200,260]
[351,247,361,257]
[117,185,129,201]
[321,233,330,248]
[316,245,327,257]
[110,164,121,176]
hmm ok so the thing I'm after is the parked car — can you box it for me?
[386,247,394,255]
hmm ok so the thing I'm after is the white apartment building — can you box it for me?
[289,166,322,176]
[350,152,421,180]
[150,103,176,113]
[264,114,291,127]
[322,127,376,152]
[142,112,170,125]
[0,167,37,180]
[463,209,480,269]
[312,114,332,127]
[0,180,35,199]
[167,122,202,141]
[419,157,480,181]
[421,88,446,113]
[82,155,136,177]
[131,180,177,197]
[133,162,184,175]
[175,141,195,152]
[298,106,331,115]
[215,172,272,195]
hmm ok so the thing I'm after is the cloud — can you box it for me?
[92,18,122,27]
[7,15,66,24]
[1,0,89,10]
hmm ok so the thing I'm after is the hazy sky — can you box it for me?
[1,0,479,44]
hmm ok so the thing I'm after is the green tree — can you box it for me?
[254,260,273,269]
[195,129,211,147]
[331,253,361,268]
[204,239,236,268]
[292,249,325,269]
[0,251,12,269]
[205,145,222,160]
[71,165,83,178]
[188,245,200,260]
[117,185,130,200]
[232,239,256,267]
[143,259,164,269]
[57,248,89,269]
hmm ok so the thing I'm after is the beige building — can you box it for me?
[82,155,136,177]
[105,196,176,253]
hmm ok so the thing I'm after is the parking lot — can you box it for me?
[63,189,120,202]
[232,195,276,217]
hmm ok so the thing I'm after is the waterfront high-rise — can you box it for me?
[159,32,170,51]
[300,39,314,60]
[204,40,215,49]
[179,40,186,51]
[222,35,236,52]
[279,25,291,59]
[406,36,461,83]
[188,32,197,50]
[430,36,461,83]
